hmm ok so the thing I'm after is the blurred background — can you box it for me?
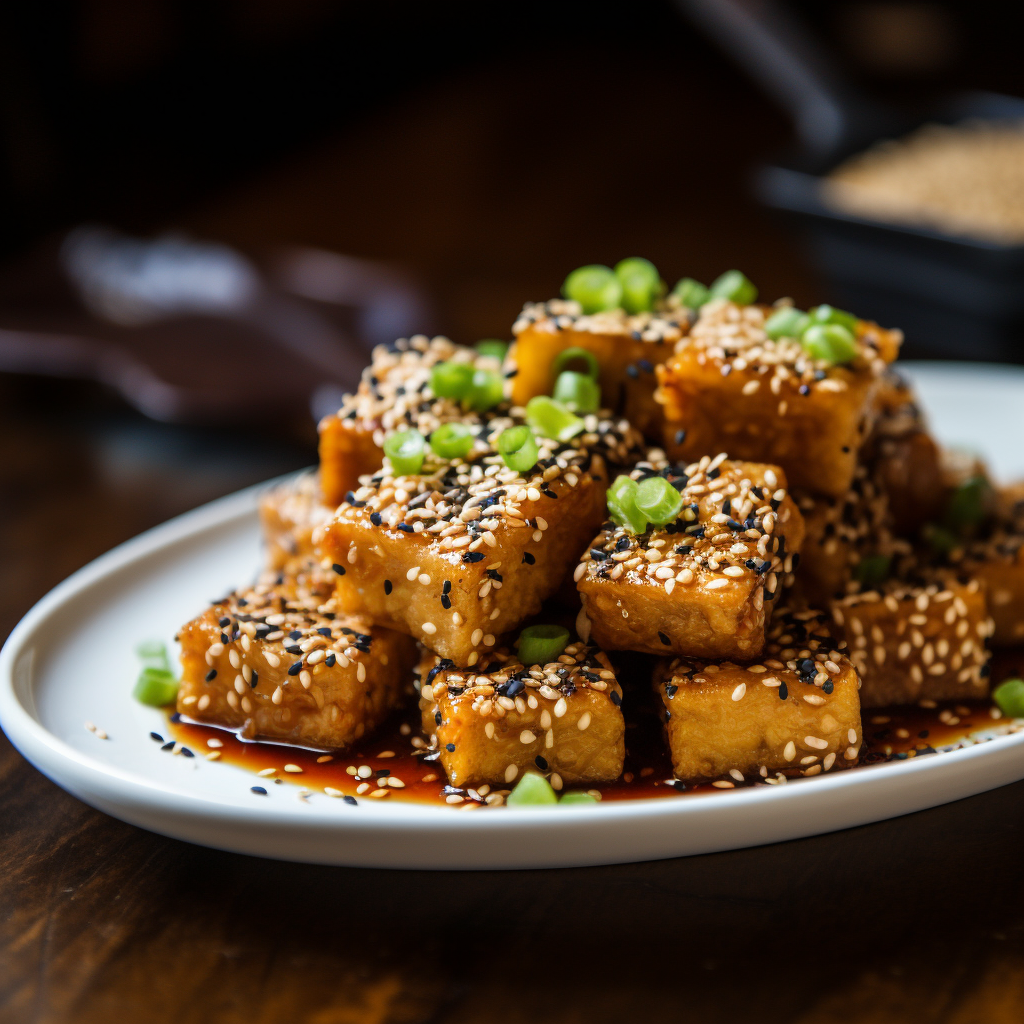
[3,0,1024,639]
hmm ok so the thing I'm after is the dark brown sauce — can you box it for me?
[166,651,1024,808]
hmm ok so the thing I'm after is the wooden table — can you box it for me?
[5,49,1024,1024]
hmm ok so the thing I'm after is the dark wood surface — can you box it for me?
[4,44,1024,1024]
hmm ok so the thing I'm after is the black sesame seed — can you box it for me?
[205,669,217,682]
[778,681,788,700]
[610,691,621,706]
[626,364,639,379]
[251,786,267,795]
[181,747,194,758]
[325,654,336,667]
[344,795,358,805]
[150,732,163,742]
[675,429,687,445]
[443,580,452,594]
[535,755,549,770]
[522,552,536,564]
[435,711,443,726]
[463,551,485,563]
[384,579,393,595]
[161,741,174,751]
[288,661,303,676]
[370,512,382,526]
[445,743,456,752]
[332,563,346,576]
[658,631,671,646]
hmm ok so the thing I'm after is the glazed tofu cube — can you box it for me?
[577,454,805,659]
[318,335,508,507]
[962,485,1024,645]
[831,578,992,707]
[510,299,688,440]
[259,471,333,575]
[317,419,608,667]
[654,607,861,780]
[419,640,625,789]
[177,575,419,749]
[657,300,901,498]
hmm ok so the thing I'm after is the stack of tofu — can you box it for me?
[176,281,1021,795]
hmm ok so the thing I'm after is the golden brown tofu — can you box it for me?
[419,640,624,789]
[961,486,1024,645]
[577,454,804,659]
[510,299,689,440]
[317,417,609,667]
[654,607,861,780]
[831,578,992,707]
[258,471,333,575]
[318,335,508,507]
[177,572,418,749]
[657,299,901,498]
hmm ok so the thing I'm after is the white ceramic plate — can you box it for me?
[3,361,1024,870]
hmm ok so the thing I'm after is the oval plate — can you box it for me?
[3,362,1024,870]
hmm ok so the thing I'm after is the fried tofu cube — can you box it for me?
[317,419,608,667]
[961,485,1024,645]
[657,300,901,499]
[831,578,992,707]
[258,471,333,575]
[177,574,418,749]
[419,640,625,788]
[654,607,861,780]
[510,299,688,440]
[318,335,508,507]
[577,454,804,659]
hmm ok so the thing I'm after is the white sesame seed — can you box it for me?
[731,682,746,701]
[421,621,437,635]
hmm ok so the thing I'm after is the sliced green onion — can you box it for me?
[506,771,559,806]
[553,346,600,380]
[553,370,601,413]
[801,323,857,364]
[853,554,892,589]
[497,425,538,473]
[430,361,474,399]
[673,277,710,308]
[525,395,585,441]
[562,264,623,314]
[614,257,662,314]
[993,678,1024,718]
[944,476,991,533]
[607,475,648,534]
[708,270,758,305]
[133,667,179,707]
[517,624,571,665]
[764,306,810,340]
[559,790,599,805]
[475,338,509,361]
[136,639,171,673]
[429,422,475,460]
[383,429,426,475]
[635,475,684,526]
[922,522,959,555]
[466,368,505,411]
[808,304,859,333]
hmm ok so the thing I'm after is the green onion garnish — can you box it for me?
[133,641,179,707]
[607,475,648,534]
[853,554,892,589]
[553,346,600,380]
[635,475,684,526]
[466,368,505,412]
[801,323,857,364]
[430,361,474,399]
[764,306,810,340]
[993,678,1024,718]
[562,264,623,314]
[525,395,585,441]
[497,425,538,473]
[808,304,859,333]
[383,429,426,475]
[506,771,559,806]
[922,522,959,555]
[475,338,509,361]
[517,624,571,665]
[559,790,599,805]
[944,476,991,533]
[429,422,475,460]
[672,277,710,309]
[708,270,758,305]
[553,370,601,413]
[614,257,662,314]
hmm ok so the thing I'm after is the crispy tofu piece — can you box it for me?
[177,572,418,749]
[831,578,992,707]
[961,485,1024,645]
[317,417,609,667]
[258,471,333,575]
[510,299,689,440]
[654,607,861,780]
[318,335,509,507]
[657,299,901,498]
[577,454,804,659]
[419,640,625,788]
